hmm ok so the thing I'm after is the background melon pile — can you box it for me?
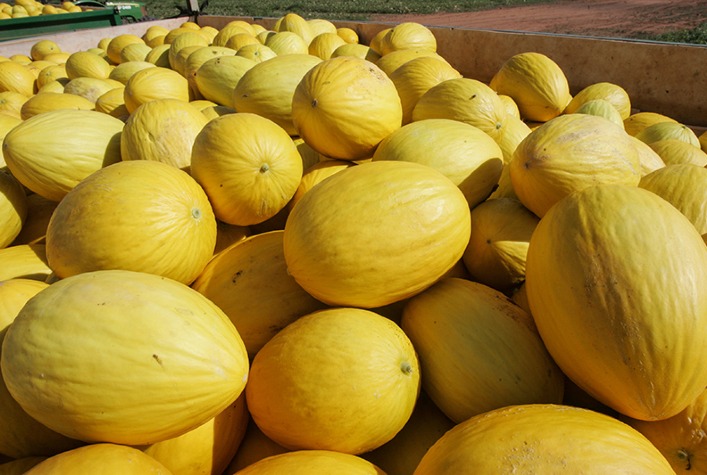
[0,0,85,19]
[1,12,706,474]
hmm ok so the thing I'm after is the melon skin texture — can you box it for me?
[0,269,249,446]
[283,160,471,308]
[45,160,217,285]
[414,404,675,474]
[525,184,707,421]
[24,443,171,474]
[1,109,123,202]
[291,56,403,160]
[235,450,385,475]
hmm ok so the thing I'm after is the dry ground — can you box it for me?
[373,0,707,38]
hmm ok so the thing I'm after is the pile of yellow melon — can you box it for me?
[1,12,706,474]
[0,0,83,19]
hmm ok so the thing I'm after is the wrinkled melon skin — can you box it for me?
[414,404,675,474]
[489,51,571,122]
[283,160,471,308]
[525,184,707,421]
[1,109,123,202]
[0,269,249,446]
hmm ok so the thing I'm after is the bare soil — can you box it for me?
[373,0,707,39]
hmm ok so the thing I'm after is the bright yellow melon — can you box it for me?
[1,269,249,445]
[563,81,632,119]
[372,118,503,208]
[401,278,564,423]
[64,50,112,79]
[489,51,571,122]
[193,55,256,107]
[283,160,470,308]
[191,230,326,357]
[236,450,384,474]
[2,109,123,202]
[25,444,171,474]
[45,160,215,283]
[123,66,191,114]
[462,197,540,291]
[415,404,674,474]
[190,113,303,226]
[0,168,26,249]
[509,113,641,217]
[233,54,322,135]
[379,21,437,55]
[525,184,707,421]
[19,91,94,119]
[246,307,420,454]
[120,98,209,170]
[291,56,403,160]
[0,243,51,281]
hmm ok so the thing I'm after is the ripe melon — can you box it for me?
[563,81,632,119]
[124,66,192,114]
[246,307,420,454]
[2,109,123,202]
[1,269,249,445]
[45,160,216,284]
[525,184,707,421]
[19,91,94,119]
[415,404,675,474]
[291,56,403,160]
[401,278,564,423]
[283,160,471,308]
[0,243,51,281]
[0,168,27,249]
[236,450,384,475]
[490,51,571,122]
[193,55,256,107]
[24,444,171,474]
[190,113,303,226]
[379,21,437,55]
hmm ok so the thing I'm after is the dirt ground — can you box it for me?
[373,0,707,38]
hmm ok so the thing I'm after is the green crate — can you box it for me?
[0,9,123,42]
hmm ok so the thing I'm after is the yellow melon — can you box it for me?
[224,33,260,51]
[336,27,358,44]
[490,51,572,122]
[331,43,381,62]
[9,192,57,246]
[0,168,27,249]
[64,50,111,79]
[145,43,171,67]
[63,76,123,103]
[120,98,209,170]
[525,184,707,420]
[108,60,155,85]
[124,66,191,114]
[226,420,290,473]
[283,160,470,308]
[649,138,707,166]
[94,86,129,119]
[624,387,707,474]
[0,243,51,281]
[211,24,253,47]
[412,77,510,140]
[246,307,420,454]
[375,47,443,77]
[0,91,29,119]
[2,269,249,445]
[379,21,437,55]
[371,118,503,208]
[30,40,61,61]
[45,160,216,284]
[389,55,462,124]
[564,81,632,119]
[308,18,337,37]
[142,395,249,475]
[235,43,277,63]
[0,61,35,96]
[288,158,355,210]
[624,111,678,136]
[415,404,674,474]
[167,30,210,72]
[639,163,707,241]
[509,113,641,217]
[635,121,701,147]
[401,278,564,423]
[236,450,384,474]
[291,56,403,160]
[233,54,322,135]
[308,32,346,60]
[276,12,314,45]
[630,134,667,175]
[191,230,327,357]
[34,64,67,90]
[190,113,303,226]
[572,98,625,128]
[265,31,309,55]
[19,91,94,119]
[194,55,256,107]
[462,197,540,291]
[2,109,123,202]
[24,444,171,474]
[106,33,145,64]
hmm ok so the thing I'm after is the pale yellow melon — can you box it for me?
[106,33,145,64]
[9,192,57,246]
[2,109,123,202]
[233,54,322,135]
[94,86,128,119]
[331,43,380,62]
[375,47,443,77]
[636,121,701,147]
[379,21,437,55]
[624,111,678,136]
[372,118,503,208]
[308,18,337,37]
[236,450,384,475]
[564,81,632,119]
[308,32,346,60]
[0,243,51,281]
[288,159,355,210]
[63,76,123,103]
[0,61,35,96]
[490,51,572,122]
[0,168,26,249]
[276,12,314,45]
[649,139,707,166]
[30,40,61,61]
[124,66,191,114]
[235,43,277,63]
[265,31,309,55]
[336,27,359,44]
[25,444,171,474]
[194,55,256,107]
[19,91,94,119]
[108,60,155,85]
[0,91,28,119]
[121,98,208,170]
[64,50,111,79]
[2,269,249,445]
[572,98,625,128]
[224,33,260,51]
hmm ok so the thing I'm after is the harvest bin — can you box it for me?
[0,14,705,128]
